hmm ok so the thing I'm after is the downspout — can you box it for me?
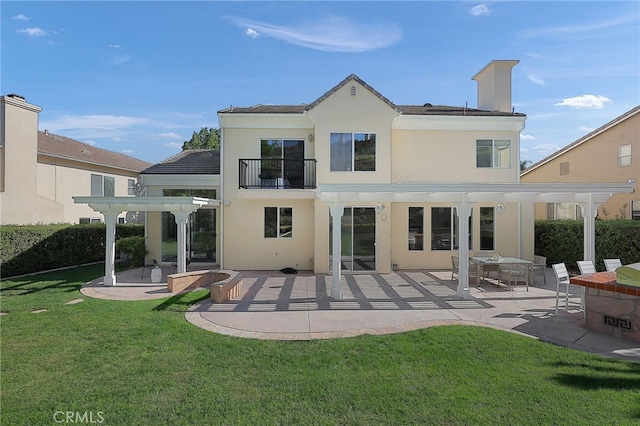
[517,117,526,257]
[218,114,225,269]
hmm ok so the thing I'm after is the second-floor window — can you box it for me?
[128,179,136,195]
[619,144,631,167]
[330,133,376,172]
[91,174,114,197]
[476,139,511,168]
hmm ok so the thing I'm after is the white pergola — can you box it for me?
[318,181,636,299]
[73,196,219,286]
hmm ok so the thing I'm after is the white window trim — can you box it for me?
[476,139,512,169]
[330,132,376,172]
[265,207,293,239]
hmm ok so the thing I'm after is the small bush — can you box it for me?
[116,236,147,267]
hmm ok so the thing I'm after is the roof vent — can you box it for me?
[350,86,356,96]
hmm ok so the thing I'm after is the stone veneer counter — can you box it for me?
[571,271,640,343]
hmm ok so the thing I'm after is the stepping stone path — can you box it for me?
[66,298,84,305]
[30,309,48,314]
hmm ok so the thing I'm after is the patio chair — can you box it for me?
[577,260,596,275]
[604,258,622,272]
[532,255,547,286]
[553,263,584,315]
[451,255,478,281]
[497,263,529,291]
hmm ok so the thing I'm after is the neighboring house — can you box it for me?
[521,106,640,220]
[0,94,152,225]
[78,60,633,295]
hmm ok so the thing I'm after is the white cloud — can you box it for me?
[12,14,30,21]
[555,95,612,109]
[469,4,490,17]
[527,74,545,86]
[579,126,596,133]
[111,55,131,65]
[245,28,259,38]
[228,16,402,52]
[40,115,151,135]
[533,143,561,153]
[121,149,134,155]
[17,27,48,37]
[163,142,182,149]
[521,134,536,140]
[158,132,181,139]
[108,44,122,49]
[520,14,637,39]
[84,140,96,146]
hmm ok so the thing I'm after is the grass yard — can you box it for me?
[1,264,640,425]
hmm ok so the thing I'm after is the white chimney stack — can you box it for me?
[472,60,519,113]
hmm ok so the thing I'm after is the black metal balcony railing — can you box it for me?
[239,159,317,189]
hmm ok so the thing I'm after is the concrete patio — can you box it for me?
[81,266,640,362]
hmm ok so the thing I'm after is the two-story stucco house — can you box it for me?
[521,105,640,220]
[1,94,151,225]
[81,60,633,296]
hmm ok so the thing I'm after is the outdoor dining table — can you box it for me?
[469,256,534,287]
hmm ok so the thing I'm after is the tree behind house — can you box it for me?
[182,127,220,150]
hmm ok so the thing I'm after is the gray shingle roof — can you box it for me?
[218,74,525,117]
[38,131,152,172]
[141,150,220,175]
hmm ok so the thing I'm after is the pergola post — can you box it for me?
[579,195,601,263]
[173,211,191,274]
[103,209,121,286]
[329,204,345,300]
[454,195,472,299]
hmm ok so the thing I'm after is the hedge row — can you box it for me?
[1,224,144,278]
[535,219,640,271]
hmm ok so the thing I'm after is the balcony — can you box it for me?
[239,159,317,189]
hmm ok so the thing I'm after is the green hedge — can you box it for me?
[535,220,640,271]
[0,224,144,278]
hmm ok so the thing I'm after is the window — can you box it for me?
[128,179,136,195]
[546,202,580,220]
[265,207,293,238]
[118,217,125,224]
[632,200,640,220]
[408,207,424,250]
[479,207,495,251]
[476,139,511,168]
[431,207,472,250]
[619,144,631,167]
[330,133,376,171]
[91,174,115,197]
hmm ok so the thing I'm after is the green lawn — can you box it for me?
[2,264,639,425]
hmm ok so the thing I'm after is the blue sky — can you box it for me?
[2,1,639,165]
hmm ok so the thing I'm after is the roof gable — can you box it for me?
[522,105,640,175]
[305,74,398,112]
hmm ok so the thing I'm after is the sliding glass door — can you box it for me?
[330,207,376,271]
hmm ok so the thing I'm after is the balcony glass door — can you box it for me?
[261,139,304,188]
[330,207,376,271]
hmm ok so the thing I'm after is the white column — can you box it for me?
[579,196,600,262]
[329,204,345,300]
[103,210,119,286]
[174,211,191,274]
[454,195,472,299]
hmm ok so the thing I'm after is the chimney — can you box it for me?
[471,60,519,113]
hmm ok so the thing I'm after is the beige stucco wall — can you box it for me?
[1,96,143,225]
[522,110,639,220]
[0,96,65,225]
[390,129,520,183]
[219,76,530,272]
